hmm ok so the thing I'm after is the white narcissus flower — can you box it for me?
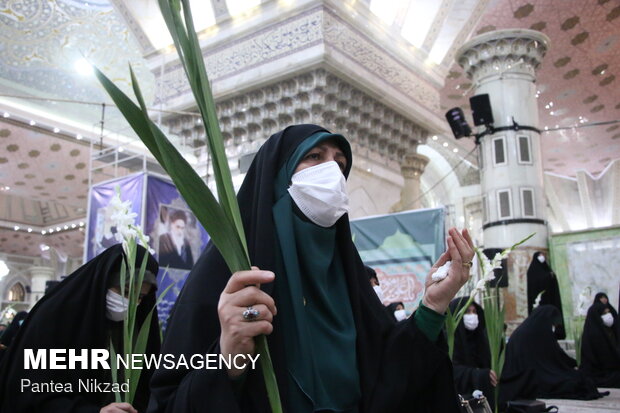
[477,250,496,282]
[108,188,151,250]
[474,278,487,293]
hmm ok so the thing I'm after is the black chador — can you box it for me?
[450,298,494,398]
[579,300,620,387]
[526,252,566,339]
[147,125,460,413]
[502,305,602,400]
[0,245,160,413]
[449,298,536,407]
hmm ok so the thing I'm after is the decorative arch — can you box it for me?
[7,282,26,302]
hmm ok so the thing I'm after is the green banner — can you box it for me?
[351,208,445,309]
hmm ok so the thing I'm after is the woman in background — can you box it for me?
[0,245,160,413]
[580,300,620,387]
[502,305,602,400]
[449,297,495,399]
[526,252,565,339]
[386,302,407,322]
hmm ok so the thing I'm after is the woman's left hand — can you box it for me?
[422,228,475,314]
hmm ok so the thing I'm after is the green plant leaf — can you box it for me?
[95,1,282,410]
[158,0,248,258]
[256,336,283,413]
[109,339,123,403]
[129,309,155,402]
[93,67,249,273]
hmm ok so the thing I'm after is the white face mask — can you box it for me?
[537,254,546,263]
[373,285,384,303]
[106,289,129,322]
[288,161,349,227]
[463,313,479,331]
[394,309,407,322]
[602,313,614,327]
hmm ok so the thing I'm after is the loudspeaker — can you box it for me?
[470,94,494,126]
[482,248,508,287]
[445,107,472,139]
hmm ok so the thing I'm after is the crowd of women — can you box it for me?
[0,124,617,413]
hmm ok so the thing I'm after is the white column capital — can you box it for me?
[29,266,55,278]
[456,29,549,84]
[401,153,430,179]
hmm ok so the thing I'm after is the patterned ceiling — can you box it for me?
[0,122,90,213]
[0,0,154,132]
[0,227,84,257]
[0,0,619,261]
[441,0,620,177]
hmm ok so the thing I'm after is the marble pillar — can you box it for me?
[394,153,430,211]
[456,29,550,326]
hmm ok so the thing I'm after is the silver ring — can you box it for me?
[242,306,260,321]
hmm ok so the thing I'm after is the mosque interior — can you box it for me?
[0,0,619,348]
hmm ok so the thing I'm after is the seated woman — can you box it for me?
[449,298,496,399]
[386,302,407,322]
[502,305,601,400]
[450,298,536,408]
[0,244,160,413]
[579,300,620,387]
[148,124,475,413]
[593,293,620,336]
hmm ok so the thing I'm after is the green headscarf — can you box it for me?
[272,132,360,412]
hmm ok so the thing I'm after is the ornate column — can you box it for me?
[456,29,550,330]
[395,153,430,211]
[29,266,54,306]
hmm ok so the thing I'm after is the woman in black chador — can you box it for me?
[386,302,407,322]
[593,292,620,336]
[579,299,620,387]
[0,244,160,413]
[449,297,537,407]
[148,124,476,413]
[449,297,495,399]
[526,252,565,339]
[502,305,602,400]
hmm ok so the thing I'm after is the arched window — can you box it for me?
[7,283,26,302]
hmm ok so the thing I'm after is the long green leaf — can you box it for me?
[129,309,155,402]
[93,67,249,273]
[95,1,282,410]
[109,339,122,403]
[129,65,249,273]
[158,0,248,257]
[256,336,282,413]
